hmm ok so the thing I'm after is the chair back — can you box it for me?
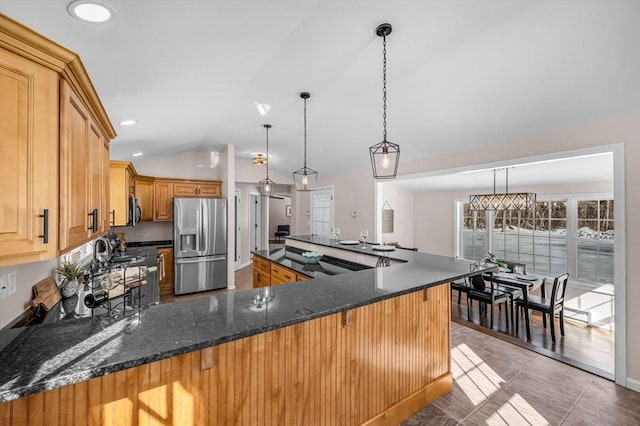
[550,273,570,306]
[470,274,486,291]
[506,261,526,274]
[276,225,290,233]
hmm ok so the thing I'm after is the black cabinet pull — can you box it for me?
[110,210,116,226]
[38,209,49,244]
[88,209,98,232]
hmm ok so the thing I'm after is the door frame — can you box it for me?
[309,186,334,237]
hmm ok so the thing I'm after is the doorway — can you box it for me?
[234,189,241,270]
[310,187,334,237]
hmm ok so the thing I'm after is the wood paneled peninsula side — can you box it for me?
[0,236,488,425]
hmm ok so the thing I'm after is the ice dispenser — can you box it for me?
[179,234,197,252]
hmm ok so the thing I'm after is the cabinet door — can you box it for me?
[172,182,199,197]
[101,140,111,232]
[158,247,174,297]
[59,80,91,252]
[0,48,58,266]
[253,269,271,288]
[134,177,154,221]
[154,181,173,221]
[87,122,104,236]
[109,162,132,226]
[198,182,221,198]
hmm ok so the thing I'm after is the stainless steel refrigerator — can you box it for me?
[173,198,227,295]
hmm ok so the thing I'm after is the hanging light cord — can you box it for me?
[303,96,308,171]
[265,126,270,180]
[382,33,388,143]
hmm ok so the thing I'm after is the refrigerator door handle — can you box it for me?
[176,256,225,264]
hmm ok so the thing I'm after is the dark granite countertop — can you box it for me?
[286,234,416,262]
[0,239,488,403]
[125,240,173,248]
[253,246,371,278]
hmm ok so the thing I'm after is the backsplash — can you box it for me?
[112,222,172,244]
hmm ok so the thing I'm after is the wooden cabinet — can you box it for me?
[0,46,59,266]
[154,179,173,221]
[158,247,174,297]
[0,14,115,264]
[59,80,110,252]
[252,256,312,288]
[153,178,222,221]
[173,180,222,198]
[109,161,135,227]
[253,256,271,288]
[134,176,155,221]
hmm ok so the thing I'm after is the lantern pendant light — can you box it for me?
[369,23,400,179]
[258,124,276,197]
[293,92,318,191]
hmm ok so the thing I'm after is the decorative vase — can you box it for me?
[61,278,79,298]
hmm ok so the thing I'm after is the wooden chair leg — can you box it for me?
[549,312,556,343]
[559,309,565,336]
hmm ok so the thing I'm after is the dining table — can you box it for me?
[483,271,545,341]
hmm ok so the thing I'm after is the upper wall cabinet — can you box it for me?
[134,176,155,221]
[109,161,135,227]
[0,45,59,266]
[0,14,116,265]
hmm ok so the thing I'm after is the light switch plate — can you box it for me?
[8,271,16,295]
[0,274,7,299]
[351,210,357,218]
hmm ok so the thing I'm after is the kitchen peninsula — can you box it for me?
[0,236,487,425]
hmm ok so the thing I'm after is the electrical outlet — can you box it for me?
[8,271,16,295]
[0,274,7,299]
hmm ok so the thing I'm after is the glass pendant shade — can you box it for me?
[258,124,276,197]
[293,92,317,191]
[369,140,400,180]
[293,167,318,192]
[258,177,275,196]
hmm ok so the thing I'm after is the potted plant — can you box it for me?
[482,253,507,272]
[56,260,84,298]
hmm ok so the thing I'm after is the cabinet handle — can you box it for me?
[38,209,49,244]
[88,209,98,232]
[110,210,116,226]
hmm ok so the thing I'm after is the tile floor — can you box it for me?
[403,322,640,425]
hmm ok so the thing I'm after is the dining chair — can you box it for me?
[466,274,512,329]
[515,273,569,343]
[451,279,469,304]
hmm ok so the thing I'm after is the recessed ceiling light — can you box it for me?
[132,152,143,157]
[67,1,113,23]
[119,119,136,126]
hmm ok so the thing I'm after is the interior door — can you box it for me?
[310,187,334,237]
[250,194,262,251]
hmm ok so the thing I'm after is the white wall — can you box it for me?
[378,183,415,248]
[133,149,222,179]
[0,259,57,328]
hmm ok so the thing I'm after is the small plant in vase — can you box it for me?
[56,260,84,298]
[482,253,507,272]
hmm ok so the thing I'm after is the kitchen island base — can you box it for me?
[0,284,451,425]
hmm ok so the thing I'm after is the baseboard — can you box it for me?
[234,261,251,271]
[627,377,640,392]
[362,373,453,426]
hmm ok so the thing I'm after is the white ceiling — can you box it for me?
[388,152,613,192]
[1,1,638,179]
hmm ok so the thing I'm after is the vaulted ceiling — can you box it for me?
[2,1,638,180]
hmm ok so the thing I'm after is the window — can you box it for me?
[457,196,613,285]
[577,199,614,284]
[461,203,486,261]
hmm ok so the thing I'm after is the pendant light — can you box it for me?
[469,168,536,211]
[293,92,318,191]
[369,23,400,180]
[258,124,276,197]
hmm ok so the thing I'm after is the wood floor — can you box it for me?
[451,292,614,379]
[403,322,639,425]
